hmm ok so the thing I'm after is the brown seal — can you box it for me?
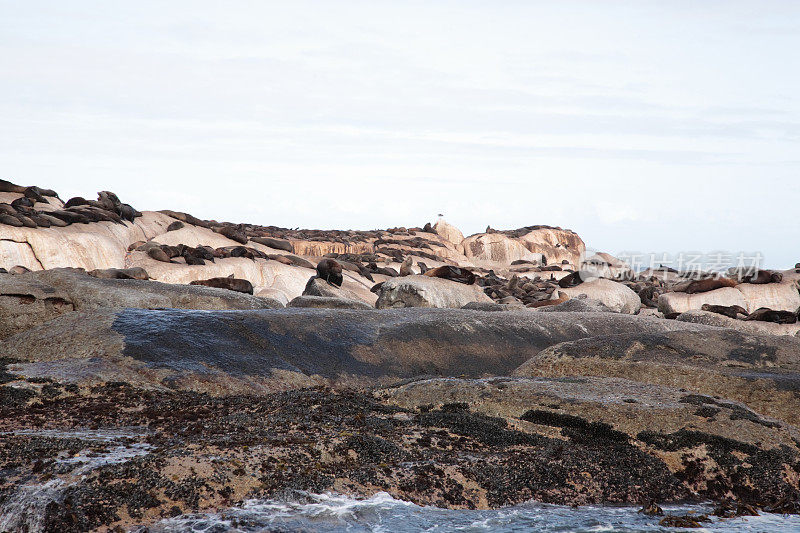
[527,291,568,308]
[316,258,344,287]
[558,271,583,289]
[423,265,476,285]
[681,277,737,294]
[147,247,172,263]
[88,267,150,280]
[701,303,749,319]
[741,270,783,284]
[190,276,254,294]
[399,256,414,276]
[745,307,797,324]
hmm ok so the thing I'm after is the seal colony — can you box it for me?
[1,178,800,530]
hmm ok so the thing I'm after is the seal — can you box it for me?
[88,267,150,280]
[399,256,414,276]
[147,247,173,263]
[166,221,185,232]
[741,269,783,284]
[701,303,749,319]
[190,276,254,295]
[527,291,569,308]
[316,258,344,287]
[558,271,583,288]
[423,265,476,285]
[681,277,737,294]
[745,307,797,324]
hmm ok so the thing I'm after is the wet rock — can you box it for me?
[513,328,800,426]
[383,377,800,510]
[2,308,712,393]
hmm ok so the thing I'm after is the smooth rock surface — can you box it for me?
[3,309,714,393]
[375,275,493,308]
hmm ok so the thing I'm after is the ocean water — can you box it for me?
[146,492,800,533]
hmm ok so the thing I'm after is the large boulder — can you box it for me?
[2,308,713,393]
[375,275,493,308]
[676,309,800,337]
[303,276,377,306]
[0,273,74,340]
[581,252,633,280]
[658,287,747,315]
[0,268,282,339]
[432,219,464,248]
[461,233,542,267]
[556,278,640,314]
[513,328,800,426]
[512,226,585,266]
[659,282,800,315]
[736,281,800,313]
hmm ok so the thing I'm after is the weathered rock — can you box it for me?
[512,226,585,266]
[461,301,523,311]
[557,278,640,314]
[0,268,282,339]
[581,252,633,280]
[736,281,800,313]
[383,376,800,506]
[432,219,464,247]
[2,308,713,393]
[535,295,613,313]
[461,233,542,267]
[288,295,373,310]
[376,275,493,309]
[0,273,74,340]
[514,328,800,426]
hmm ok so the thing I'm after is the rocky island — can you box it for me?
[1,179,799,531]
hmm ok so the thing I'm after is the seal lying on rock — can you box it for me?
[423,265,476,285]
[316,258,344,287]
[88,267,149,280]
[558,271,583,288]
[701,303,749,319]
[214,224,248,245]
[739,269,783,284]
[746,307,798,324]
[677,277,738,294]
[147,247,173,263]
[190,276,254,294]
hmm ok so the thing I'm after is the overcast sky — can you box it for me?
[2,1,798,268]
